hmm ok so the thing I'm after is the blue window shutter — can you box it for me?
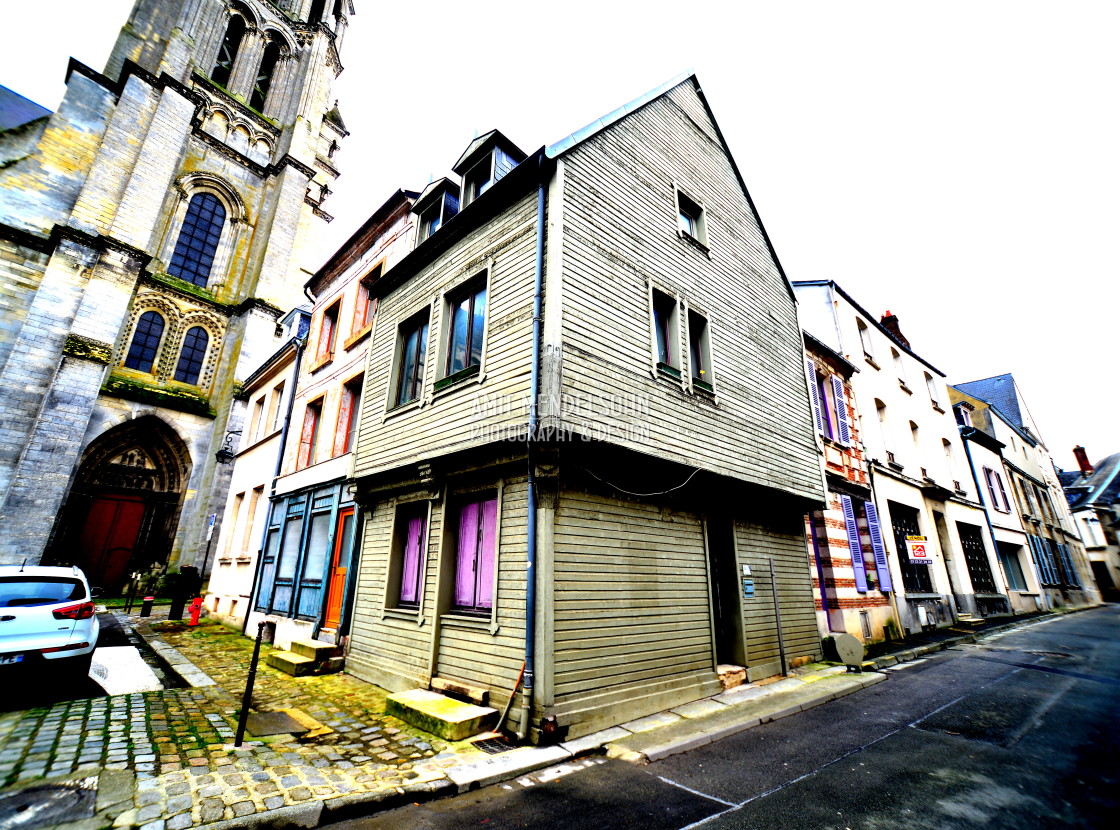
[864,499,893,592]
[831,376,851,446]
[1025,536,1042,583]
[1060,544,1080,587]
[807,359,824,435]
[841,495,868,592]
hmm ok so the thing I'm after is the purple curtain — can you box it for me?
[455,502,480,606]
[399,515,424,604]
[477,499,498,609]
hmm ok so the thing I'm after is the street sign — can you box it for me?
[906,535,931,564]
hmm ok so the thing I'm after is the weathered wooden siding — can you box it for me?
[554,80,821,503]
[734,516,822,680]
[549,488,721,733]
[346,477,529,703]
[353,193,538,479]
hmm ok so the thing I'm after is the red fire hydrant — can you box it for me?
[187,597,203,626]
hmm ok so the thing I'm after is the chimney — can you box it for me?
[880,310,910,350]
[1073,445,1093,476]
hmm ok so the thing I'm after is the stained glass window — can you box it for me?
[174,327,209,385]
[169,193,225,287]
[124,311,165,373]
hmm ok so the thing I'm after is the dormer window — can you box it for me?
[452,130,526,209]
[411,178,460,244]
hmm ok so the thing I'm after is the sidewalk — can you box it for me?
[0,607,1091,830]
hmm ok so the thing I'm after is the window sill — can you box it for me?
[434,364,482,394]
[344,325,372,351]
[384,397,423,422]
[676,230,711,256]
[898,380,912,395]
[864,354,880,370]
[656,362,681,380]
[309,353,334,373]
[383,607,425,625]
[441,611,498,635]
[931,402,945,414]
[235,557,252,564]
[692,378,714,395]
[887,462,905,472]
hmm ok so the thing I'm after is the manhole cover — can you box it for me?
[245,711,310,736]
[0,779,97,829]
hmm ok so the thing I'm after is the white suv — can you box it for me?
[0,565,100,679]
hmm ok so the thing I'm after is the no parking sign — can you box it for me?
[906,535,931,564]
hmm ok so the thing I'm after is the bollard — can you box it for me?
[187,597,203,626]
[140,596,154,617]
[234,621,267,747]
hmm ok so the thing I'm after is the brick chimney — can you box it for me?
[1073,445,1093,476]
[880,310,910,350]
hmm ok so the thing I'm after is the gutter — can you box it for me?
[518,160,546,741]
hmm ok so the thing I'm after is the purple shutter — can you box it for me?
[831,376,851,446]
[841,495,868,592]
[399,515,424,604]
[455,502,480,606]
[864,499,893,591]
[807,359,824,435]
[476,498,498,609]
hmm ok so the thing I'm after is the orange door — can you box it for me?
[323,507,355,630]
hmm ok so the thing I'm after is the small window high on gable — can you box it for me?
[412,178,460,244]
[452,130,526,208]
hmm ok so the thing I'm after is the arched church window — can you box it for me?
[250,39,281,112]
[169,193,226,287]
[211,14,246,88]
[308,0,326,24]
[124,312,165,373]
[174,327,210,385]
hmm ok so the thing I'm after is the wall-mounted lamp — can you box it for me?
[215,430,242,465]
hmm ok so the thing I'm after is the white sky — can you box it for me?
[2,0,1116,471]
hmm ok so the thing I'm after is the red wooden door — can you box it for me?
[323,507,354,630]
[80,495,145,591]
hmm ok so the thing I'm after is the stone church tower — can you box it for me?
[0,0,354,589]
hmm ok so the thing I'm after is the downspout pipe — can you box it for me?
[242,335,308,636]
[960,427,1011,597]
[518,159,546,740]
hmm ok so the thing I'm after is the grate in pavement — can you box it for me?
[471,737,516,755]
[0,779,97,829]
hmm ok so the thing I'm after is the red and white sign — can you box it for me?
[906,535,931,564]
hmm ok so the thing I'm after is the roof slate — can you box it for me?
[954,374,1022,428]
[0,85,51,131]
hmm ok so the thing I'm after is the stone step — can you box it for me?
[386,689,498,741]
[289,639,337,661]
[266,651,316,676]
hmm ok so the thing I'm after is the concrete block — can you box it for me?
[386,689,497,742]
[446,746,570,793]
[265,651,315,677]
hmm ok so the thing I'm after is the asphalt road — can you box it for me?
[329,606,1120,830]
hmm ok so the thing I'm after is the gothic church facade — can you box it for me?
[0,0,353,589]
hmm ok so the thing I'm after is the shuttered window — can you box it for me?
[841,496,868,592]
[864,500,893,592]
[453,497,498,614]
[297,399,322,469]
[831,376,851,446]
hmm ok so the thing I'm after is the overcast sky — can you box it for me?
[3,1,1116,471]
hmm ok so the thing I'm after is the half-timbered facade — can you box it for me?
[346,74,826,740]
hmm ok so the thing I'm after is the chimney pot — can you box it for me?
[1073,445,1093,476]
[880,310,911,350]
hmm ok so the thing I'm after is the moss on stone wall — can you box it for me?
[103,372,215,417]
[62,334,113,364]
[147,272,238,312]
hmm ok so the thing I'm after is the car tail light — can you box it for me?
[42,642,90,653]
[52,602,94,620]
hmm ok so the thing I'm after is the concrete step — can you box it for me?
[386,689,498,741]
[266,651,316,677]
[289,639,337,661]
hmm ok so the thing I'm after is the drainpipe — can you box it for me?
[960,427,1011,600]
[518,161,546,741]
[242,335,308,636]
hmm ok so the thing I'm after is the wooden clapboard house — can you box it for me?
[346,74,826,740]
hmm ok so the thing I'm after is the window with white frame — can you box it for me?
[807,362,851,446]
[651,289,680,377]
[687,309,712,391]
[438,276,487,386]
[925,372,940,408]
[983,466,1011,512]
[857,319,875,362]
[392,309,429,407]
[954,404,972,427]
[676,189,707,246]
[892,348,907,387]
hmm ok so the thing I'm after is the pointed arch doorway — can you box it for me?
[48,416,192,593]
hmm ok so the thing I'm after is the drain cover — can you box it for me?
[471,737,516,755]
[0,779,97,829]
[245,711,310,736]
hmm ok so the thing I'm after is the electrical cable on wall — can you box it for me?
[582,465,701,498]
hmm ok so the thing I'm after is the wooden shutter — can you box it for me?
[297,406,317,468]
[841,495,868,592]
[477,498,498,610]
[807,360,824,435]
[333,388,353,457]
[454,502,480,607]
[864,500,893,592]
[993,471,1011,512]
[399,515,425,604]
[831,376,851,446]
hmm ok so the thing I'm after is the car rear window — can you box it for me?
[0,577,85,607]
